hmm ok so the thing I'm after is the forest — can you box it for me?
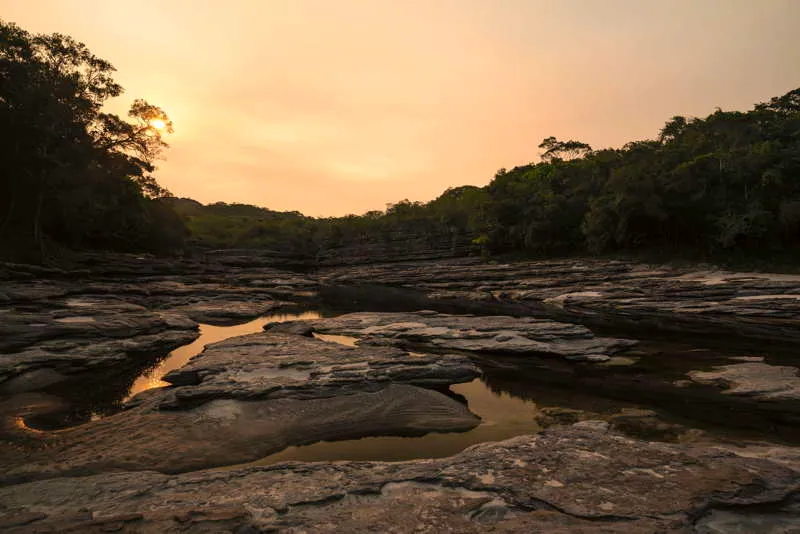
[2,19,799,265]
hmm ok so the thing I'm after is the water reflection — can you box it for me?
[125,310,323,400]
[312,332,359,347]
[247,378,543,465]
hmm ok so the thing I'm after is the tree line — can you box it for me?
[181,86,800,263]
[3,19,798,265]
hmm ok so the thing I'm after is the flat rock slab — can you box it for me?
[1,426,799,532]
[0,259,319,389]
[173,299,282,324]
[322,258,800,342]
[688,361,800,401]
[0,300,199,387]
[278,311,637,362]
[160,332,480,408]
[1,384,478,484]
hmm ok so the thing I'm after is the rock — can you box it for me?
[0,255,320,386]
[609,409,688,442]
[535,406,693,443]
[535,407,584,427]
[0,304,200,385]
[174,299,282,324]
[160,332,480,408]
[688,362,800,401]
[264,320,315,336]
[322,258,800,343]
[297,311,637,362]
[1,332,482,483]
[0,369,68,395]
[1,384,479,484]
[1,426,798,532]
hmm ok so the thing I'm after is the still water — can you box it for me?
[125,310,323,400]
[15,308,778,462]
[250,378,543,465]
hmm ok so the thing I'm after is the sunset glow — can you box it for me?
[2,0,798,216]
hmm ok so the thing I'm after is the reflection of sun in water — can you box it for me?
[150,118,167,130]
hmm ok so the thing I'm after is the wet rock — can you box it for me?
[688,361,800,401]
[296,311,637,362]
[1,426,799,532]
[161,332,480,408]
[0,256,319,388]
[0,303,199,385]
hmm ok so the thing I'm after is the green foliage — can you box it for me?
[174,86,800,264]
[0,19,184,262]
[5,17,797,265]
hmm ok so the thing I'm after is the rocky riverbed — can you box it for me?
[322,257,800,343]
[2,254,800,531]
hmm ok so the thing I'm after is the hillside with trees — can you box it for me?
[180,87,800,265]
[2,19,798,266]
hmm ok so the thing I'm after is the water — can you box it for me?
[126,310,322,400]
[9,307,796,466]
[15,310,324,429]
[250,378,543,465]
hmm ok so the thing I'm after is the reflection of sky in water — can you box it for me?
[236,378,542,466]
[125,311,322,400]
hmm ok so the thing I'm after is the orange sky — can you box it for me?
[3,0,799,216]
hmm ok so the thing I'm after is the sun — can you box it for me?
[150,118,167,130]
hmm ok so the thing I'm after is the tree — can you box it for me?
[0,20,180,261]
[538,136,592,161]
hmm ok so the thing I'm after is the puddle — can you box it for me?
[312,332,359,347]
[53,316,97,324]
[125,310,323,400]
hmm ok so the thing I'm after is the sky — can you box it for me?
[2,0,799,216]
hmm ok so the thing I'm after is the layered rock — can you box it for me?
[275,311,637,362]
[322,258,800,343]
[1,426,798,532]
[0,299,198,389]
[159,332,480,409]
[1,333,481,483]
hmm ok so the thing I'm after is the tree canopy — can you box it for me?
[0,19,184,262]
[179,86,800,264]
[3,19,798,267]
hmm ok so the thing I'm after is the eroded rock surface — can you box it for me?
[1,332,481,483]
[0,300,199,389]
[160,332,479,409]
[1,384,478,484]
[1,426,799,532]
[0,256,318,386]
[270,311,637,362]
[688,360,800,401]
[322,258,800,342]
